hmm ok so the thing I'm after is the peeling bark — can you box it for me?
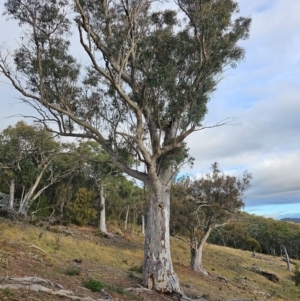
[143,174,181,293]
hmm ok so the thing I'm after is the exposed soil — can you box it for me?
[0,222,185,301]
[1,220,298,301]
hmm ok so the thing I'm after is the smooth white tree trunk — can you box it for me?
[124,205,129,230]
[18,163,49,215]
[143,177,181,293]
[8,178,15,209]
[131,210,136,235]
[99,185,107,233]
[282,245,292,271]
[190,227,211,276]
[141,215,145,236]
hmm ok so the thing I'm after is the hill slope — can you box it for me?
[280,218,300,223]
[0,218,299,301]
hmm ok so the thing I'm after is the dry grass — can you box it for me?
[171,240,300,300]
[1,218,300,301]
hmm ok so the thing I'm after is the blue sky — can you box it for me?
[1,1,300,220]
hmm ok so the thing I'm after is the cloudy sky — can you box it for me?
[1,1,300,219]
[182,0,300,219]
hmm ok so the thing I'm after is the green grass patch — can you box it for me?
[3,288,14,297]
[65,266,81,276]
[82,278,103,292]
[293,265,300,286]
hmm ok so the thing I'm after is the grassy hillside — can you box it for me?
[0,218,299,301]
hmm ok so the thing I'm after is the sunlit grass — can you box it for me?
[0,221,143,271]
[1,219,300,300]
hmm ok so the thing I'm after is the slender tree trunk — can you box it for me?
[18,185,37,215]
[141,215,145,236]
[8,178,15,209]
[99,184,107,233]
[282,245,292,271]
[124,205,129,230]
[18,163,49,215]
[143,176,181,293]
[190,227,212,276]
[131,209,136,235]
[270,246,276,256]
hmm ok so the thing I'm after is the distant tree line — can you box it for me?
[208,212,300,259]
[0,122,146,230]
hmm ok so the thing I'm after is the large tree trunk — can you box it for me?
[8,178,15,209]
[99,184,107,233]
[143,176,181,293]
[190,227,212,276]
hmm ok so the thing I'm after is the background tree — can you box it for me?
[209,213,300,260]
[67,187,97,226]
[171,163,251,275]
[0,0,251,292]
[0,121,41,209]
[75,140,123,233]
[0,122,80,215]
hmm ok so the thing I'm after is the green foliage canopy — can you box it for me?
[0,0,251,181]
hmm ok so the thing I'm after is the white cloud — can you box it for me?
[1,1,300,216]
[181,1,300,213]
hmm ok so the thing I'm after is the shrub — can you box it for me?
[83,278,103,292]
[294,265,300,286]
[67,188,97,226]
[246,237,262,252]
[3,288,14,297]
[65,266,81,276]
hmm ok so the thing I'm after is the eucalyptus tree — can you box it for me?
[0,121,78,215]
[106,176,143,230]
[0,122,27,209]
[0,121,60,212]
[75,140,124,233]
[0,0,251,292]
[172,163,251,275]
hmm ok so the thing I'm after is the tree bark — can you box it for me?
[131,209,136,235]
[8,178,15,210]
[190,227,211,276]
[124,205,129,230]
[143,175,181,293]
[282,245,292,271]
[18,162,49,215]
[99,184,107,233]
[141,215,145,236]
